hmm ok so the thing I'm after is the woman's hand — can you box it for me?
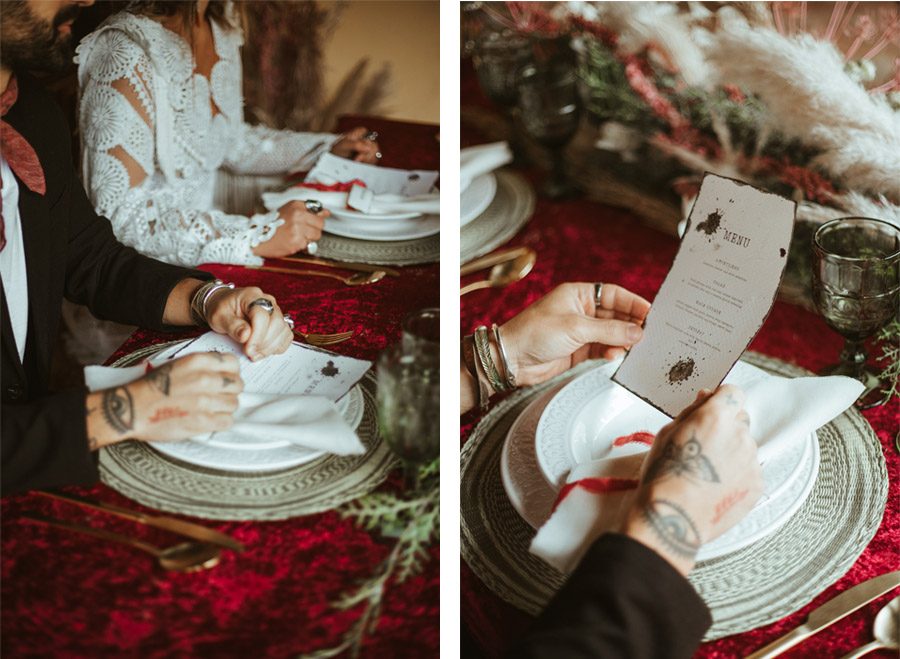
[252,200,328,258]
[331,126,381,164]
[500,283,651,387]
[85,353,244,448]
[621,385,763,576]
[205,286,294,361]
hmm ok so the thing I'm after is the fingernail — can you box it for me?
[239,328,250,342]
[627,325,643,342]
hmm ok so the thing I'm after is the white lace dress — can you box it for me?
[75,10,338,267]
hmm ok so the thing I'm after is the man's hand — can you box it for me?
[252,200,328,258]
[205,286,294,361]
[85,353,243,449]
[330,126,381,164]
[500,283,650,387]
[621,385,763,576]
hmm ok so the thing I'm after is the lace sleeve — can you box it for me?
[77,30,282,267]
[222,122,340,176]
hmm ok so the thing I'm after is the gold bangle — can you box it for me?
[462,335,488,412]
[474,325,509,393]
[492,323,516,390]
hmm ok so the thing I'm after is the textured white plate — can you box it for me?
[324,214,440,242]
[502,365,820,560]
[460,173,497,227]
[150,385,365,472]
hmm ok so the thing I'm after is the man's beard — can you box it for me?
[0,1,82,75]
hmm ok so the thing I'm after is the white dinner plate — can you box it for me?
[460,173,497,227]
[329,206,422,222]
[324,214,440,241]
[150,385,365,473]
[502,363,821,561]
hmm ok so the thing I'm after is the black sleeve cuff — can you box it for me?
[510,533,711,659]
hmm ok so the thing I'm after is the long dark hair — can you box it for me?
[126,1,241,33]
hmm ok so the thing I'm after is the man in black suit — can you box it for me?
[1,0,294,495]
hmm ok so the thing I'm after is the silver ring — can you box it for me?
[305,199,324,214]
[283,314,295,329]
[364,130,379,142]
[307,241,318,255]
[375,151,383,160]
[593,283,603,307]
[249,298,274,314]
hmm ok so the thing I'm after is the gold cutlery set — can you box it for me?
[460,246,537,296]
[23,490,244,573]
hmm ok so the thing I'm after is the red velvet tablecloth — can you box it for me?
[1,116,439,658]
[460,99,899,656]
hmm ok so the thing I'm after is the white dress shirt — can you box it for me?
[0,156,29,362]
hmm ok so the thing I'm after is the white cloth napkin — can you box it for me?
[347,186,440,215]
[529,373,863,573]
[261,189,349,213]
[460,141,513,192]
[84,364,365,455]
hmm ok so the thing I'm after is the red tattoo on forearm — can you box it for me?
[149,407,189,424]
[711,489,750,525]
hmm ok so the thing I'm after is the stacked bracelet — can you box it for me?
[462,335,488,412]
[189,279,235,326]
[474,325,513,394]
[492,324,517,390]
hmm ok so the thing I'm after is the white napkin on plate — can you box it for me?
[84,364,365,456]
[347,186,440,215]
[529,373,863,573]
[460,141,512,192]
[261,189,349,213]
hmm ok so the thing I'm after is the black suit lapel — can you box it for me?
[0,282,26,379]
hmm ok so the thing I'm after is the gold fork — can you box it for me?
[293,329,355,347]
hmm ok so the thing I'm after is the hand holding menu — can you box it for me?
[613,174,796,416]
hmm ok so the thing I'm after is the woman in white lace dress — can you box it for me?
[75,0,380,268]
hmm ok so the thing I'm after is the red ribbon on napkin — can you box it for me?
[551,477,639,514]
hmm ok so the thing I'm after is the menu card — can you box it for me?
[306,152,438,196]
[612,174,796,417]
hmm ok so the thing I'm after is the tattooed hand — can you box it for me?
[85,352,244,448]
[620,384,763,576]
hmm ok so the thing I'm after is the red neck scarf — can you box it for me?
[1,74,47,251]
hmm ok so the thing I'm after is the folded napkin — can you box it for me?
[529,373,863,573]
[347,186,440,215]
[261,188,349,213]
[460,141,513,192]
[84,364,365,456]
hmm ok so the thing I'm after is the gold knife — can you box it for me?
[746,570,900,658]
[281,256,401,277]
[461,246,530,277]
[36,490,245,553]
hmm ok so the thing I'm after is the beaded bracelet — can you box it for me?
[492,323,517,390]
[462,335,488,412]
[474,325,510,393]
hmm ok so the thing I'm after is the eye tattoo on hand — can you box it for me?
[102,387,134,435]
[644,436,719,484]
[643,499,702,559]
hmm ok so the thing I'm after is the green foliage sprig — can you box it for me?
[875,319,900,403]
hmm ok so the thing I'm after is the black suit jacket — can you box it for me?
[1,73,210,496]
[510,534,711,658]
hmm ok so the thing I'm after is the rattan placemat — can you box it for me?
[460,353,887,640]
[460,170,536,265]
[99,342,397,521]
[318,216,440,266]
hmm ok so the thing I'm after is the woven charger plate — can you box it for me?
[460,170,536,265]
[460,353,887,640]
[317,216,439,266]
[99,341,397,521]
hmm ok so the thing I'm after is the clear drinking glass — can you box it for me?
[472,30,533,110]
[401,308,440,358]
[376,344,440,486]
[812,217,900,407]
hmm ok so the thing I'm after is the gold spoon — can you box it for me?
[460,249,536,296]
[23,513,222,573]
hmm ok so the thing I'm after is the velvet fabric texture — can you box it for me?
[1,116,439,657]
